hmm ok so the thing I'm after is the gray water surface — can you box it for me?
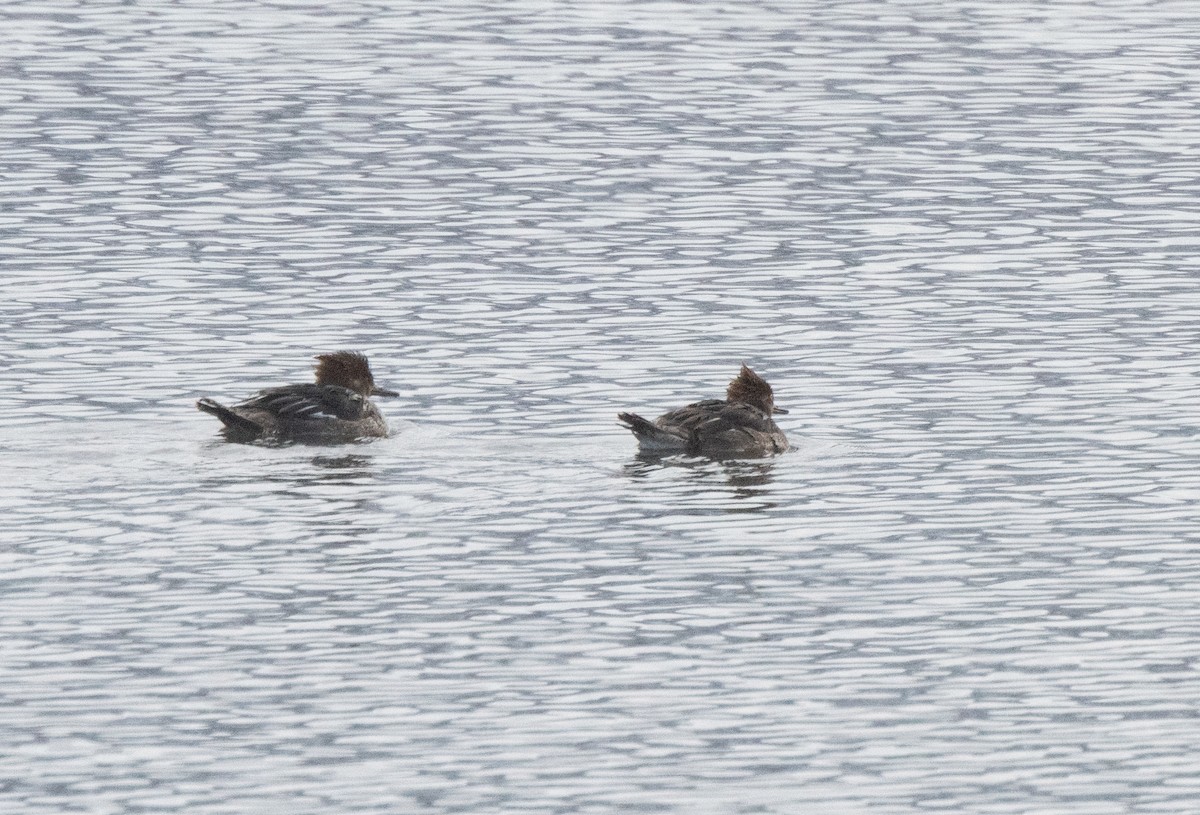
[5,0,1200,813]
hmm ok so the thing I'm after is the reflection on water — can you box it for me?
[4,0,1200,813]
[624,454,779,512]
[310,453,375,472]
[719,460,777,502]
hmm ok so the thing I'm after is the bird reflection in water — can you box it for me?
[622,455,779,513]
[311,454,374,473]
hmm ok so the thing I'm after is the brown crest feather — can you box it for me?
[314,351,376,395]
[726,364,776,413]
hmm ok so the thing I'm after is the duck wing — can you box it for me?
[239,384,363,421]
[678,401,785,455]
[656,400,775,434]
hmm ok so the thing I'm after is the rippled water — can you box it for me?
[5,0,1200,812]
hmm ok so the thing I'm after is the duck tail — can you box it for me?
[618,412,687,453]
[197,398,264,437]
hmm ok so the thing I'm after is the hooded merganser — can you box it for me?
[197,351,398,443]
[618,364,789,458]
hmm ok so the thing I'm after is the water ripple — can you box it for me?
[4,0,1200,813]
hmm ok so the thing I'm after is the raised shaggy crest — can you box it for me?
[314,351,376,395]
[725,364,777,414]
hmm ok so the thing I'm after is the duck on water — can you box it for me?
[198,351,397,444]
[618,365,789,458]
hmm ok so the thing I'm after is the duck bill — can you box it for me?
[372,386,400,397]
[773,406,789,414]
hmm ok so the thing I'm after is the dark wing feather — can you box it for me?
[657,400,775,435]
[663,401,779,454]
[693,402,777,434]
[654,400,726,434]
[238,384,361,421]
